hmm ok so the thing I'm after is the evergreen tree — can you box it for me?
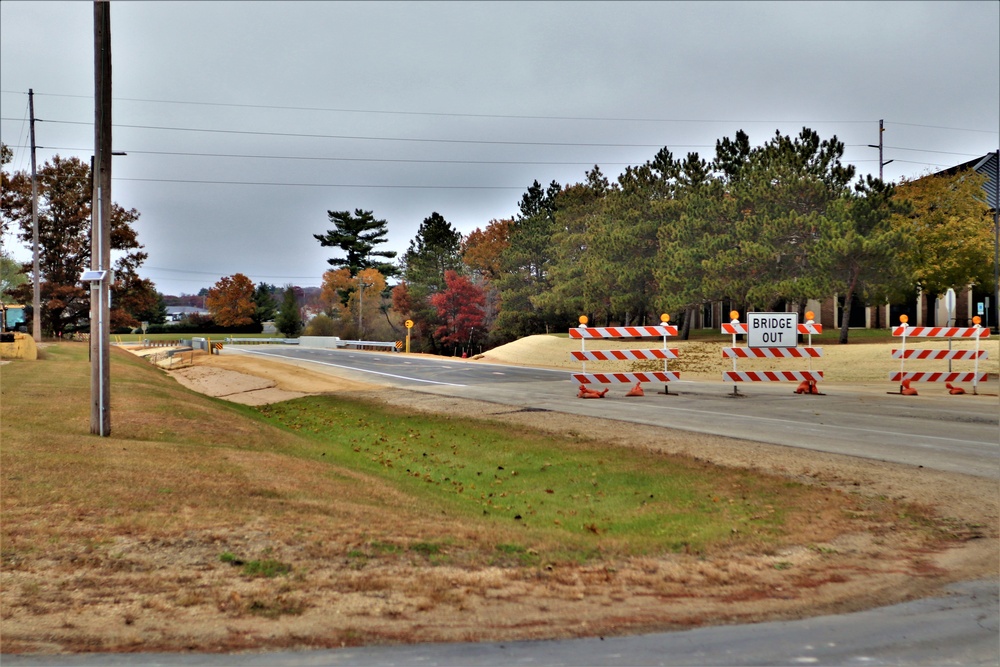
[493,180,561,340]
[701,128,856,311]
[813,176,915,343]
[252,282,279,325]
[275,285,303,337]
[534,168,608,325]
[401,212,463,291]
[314,209,398,277]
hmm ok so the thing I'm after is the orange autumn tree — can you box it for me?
[462,218,512,282]
[206,273,256,327]
[320,267,385,338]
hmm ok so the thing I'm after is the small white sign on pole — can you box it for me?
[747,312,798,348]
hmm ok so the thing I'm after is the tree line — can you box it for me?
[2,127,993,347]
[316,128,993,349]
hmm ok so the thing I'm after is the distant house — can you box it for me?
[165,306,210,322]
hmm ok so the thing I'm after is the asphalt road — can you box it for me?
[8,345,996,666]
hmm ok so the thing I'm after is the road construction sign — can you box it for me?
[747,312,798,348]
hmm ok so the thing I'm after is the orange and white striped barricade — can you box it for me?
[721,311,823,395]
[569,316,679,396]
[890,316,990,394]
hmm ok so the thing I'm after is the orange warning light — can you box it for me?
[579,315,589,326]
[729,310,740,321]
[805,311,815,321]
[660,313,670,323]
[973,316,981,325]
[899,314,909,324]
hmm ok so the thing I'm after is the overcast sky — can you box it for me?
[2,1,998,297]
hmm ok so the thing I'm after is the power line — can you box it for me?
[23,118,689,149]
[887,121,999,135]
[8,90,998,136]
[116,177,524,190]
[1,89,880,125]
[33,145,643,167]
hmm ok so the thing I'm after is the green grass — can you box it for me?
[253,396,798,555]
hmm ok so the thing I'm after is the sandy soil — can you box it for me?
[3,337,996,653]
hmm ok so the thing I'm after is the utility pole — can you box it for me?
[28,89,41,343]
[357,275,368,339]
[868,119,894,181]
[993,149,998,334]
[91,0,112,436]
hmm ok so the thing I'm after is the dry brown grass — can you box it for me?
[1,341,997,653]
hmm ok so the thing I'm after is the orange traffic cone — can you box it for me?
[578,385,609,399]
[794,379,819,395]
[625,382,644,397]
[900,379,918,396]
[945,382,966,395]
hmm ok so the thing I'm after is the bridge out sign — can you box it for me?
[747,312,798,348]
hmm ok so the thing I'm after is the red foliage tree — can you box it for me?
[429,271,485,352]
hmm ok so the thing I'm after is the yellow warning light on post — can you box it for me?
[805,311,815,321]
[899,315,909,324]
[660,313,670,323]
[729,310,740,321]
[973,316,982,325]
[579,315,589,326]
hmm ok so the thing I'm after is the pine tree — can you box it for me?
[275,286,303,338]
[314,209,397,277]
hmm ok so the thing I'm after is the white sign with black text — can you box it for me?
[747,312,798,348]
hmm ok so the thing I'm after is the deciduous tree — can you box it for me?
[430,270,485,353]
[462,218,512,282]
[206,273,256,327]
[894,169,995,303]
[1,154,146,334]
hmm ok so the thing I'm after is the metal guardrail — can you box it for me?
[337,340,398,351]
[223,337,398,352]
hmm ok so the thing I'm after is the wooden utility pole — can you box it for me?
[993,149,999,333]
[867,119,894,181]
[91,0,112,436]
[29,89,41,343]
